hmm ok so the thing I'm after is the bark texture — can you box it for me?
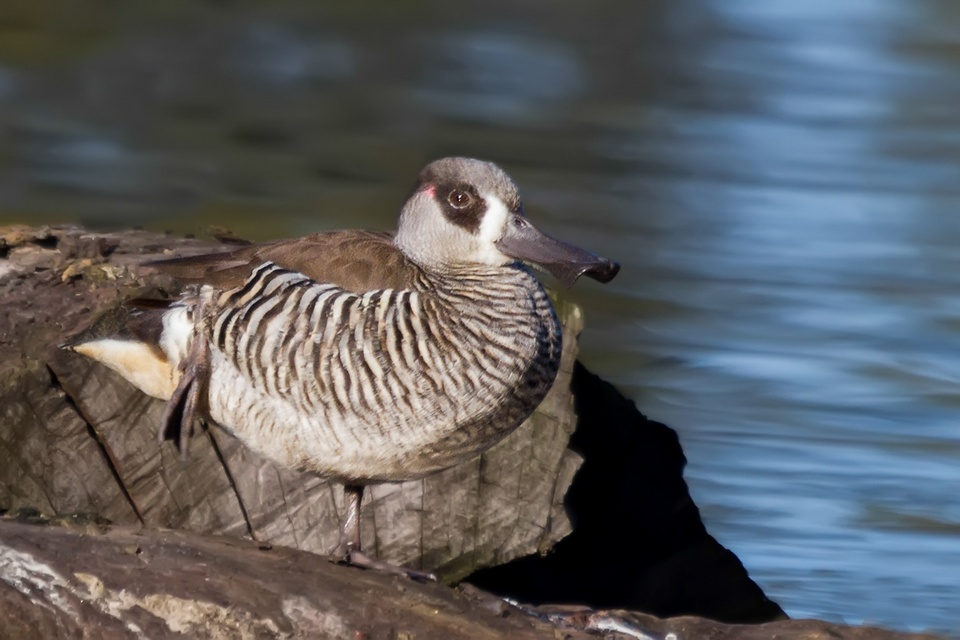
[0,518,937,640]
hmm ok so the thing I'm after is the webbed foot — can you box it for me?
[331,541,437,582]
[330,484,436,582]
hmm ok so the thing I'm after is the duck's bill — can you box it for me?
[495,213,620,286]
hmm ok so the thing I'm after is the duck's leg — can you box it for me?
[159,303,211,459]
[342,483,363,550]
[334,484,436,582]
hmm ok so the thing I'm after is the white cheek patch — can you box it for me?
[478,194,510,242]
[473,194,512,265]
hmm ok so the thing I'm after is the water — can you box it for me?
[1,0,958,634]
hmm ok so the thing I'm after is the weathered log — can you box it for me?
[0,516,579,640]
[0,224,580,581]
[0,517,937,640]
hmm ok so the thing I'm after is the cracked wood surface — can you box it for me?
[0,225,581,581]
[0,518,938,640]
[0,518,584,640]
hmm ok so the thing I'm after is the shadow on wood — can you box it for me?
[466,363,784,623]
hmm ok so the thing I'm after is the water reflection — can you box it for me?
[1,0,958,633]
[415,32,584,125]
[233,26,354,85]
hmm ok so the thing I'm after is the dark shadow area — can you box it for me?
[464,362,786,624]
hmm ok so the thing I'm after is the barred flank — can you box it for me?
[200,260,562,479]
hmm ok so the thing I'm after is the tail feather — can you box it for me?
[63,302,185,401]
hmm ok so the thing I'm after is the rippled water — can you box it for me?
[1,0,958,634]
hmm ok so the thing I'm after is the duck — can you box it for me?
[66,157,619,578]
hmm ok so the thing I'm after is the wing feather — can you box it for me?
[145,231,422,293]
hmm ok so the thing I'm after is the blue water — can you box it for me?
[0,0,957,634]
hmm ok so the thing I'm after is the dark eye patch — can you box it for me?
[438,182,486,233]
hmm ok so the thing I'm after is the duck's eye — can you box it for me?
[447,189,472,209]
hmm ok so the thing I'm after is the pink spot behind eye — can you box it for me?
[421,184,436,197]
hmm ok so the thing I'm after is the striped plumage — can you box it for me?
[179,258,561,482]
[68,157,618,575]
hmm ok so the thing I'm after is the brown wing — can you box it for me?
[145,231,423,293]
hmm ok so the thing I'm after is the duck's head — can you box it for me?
[394,157,619,285]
